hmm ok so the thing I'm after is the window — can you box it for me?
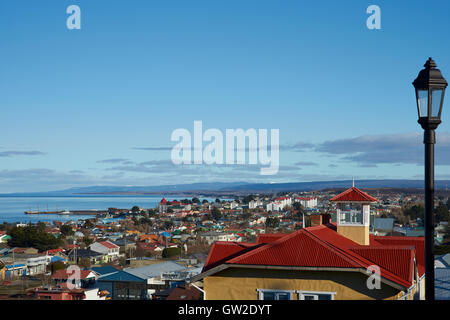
[257,289,294,300]
[297,291,336,300]
[338,203,364,225]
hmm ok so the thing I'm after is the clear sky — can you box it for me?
[1,0,450,192]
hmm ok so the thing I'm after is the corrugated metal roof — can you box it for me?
[202,242,259,272]
[124,261,186,279]
[330,187,378,202]
[371,236,425,277]
[202,224,422,289]
[98,270,146,282]
[435,268,450,300]
[228,231,360,268]
[256,234,286,244]
[373,218,395,231]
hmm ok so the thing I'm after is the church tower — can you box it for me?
[329,185,378,245]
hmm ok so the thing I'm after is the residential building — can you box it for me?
[294,197,318,208]
[199,231,241,245]
[90,241,120,261]
[190,187,425,300]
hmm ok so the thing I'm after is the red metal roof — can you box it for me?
[329,187,378,202]
[256,233,289,244]
[98,241,119,249]
[52,269,95,280]
[202,224,423,289]
[202,242,260,272]
[371,236,425,277]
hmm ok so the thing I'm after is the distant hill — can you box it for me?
[2,179,450,197]
[218,179,450,193]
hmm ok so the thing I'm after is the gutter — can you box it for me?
[190,264,409,292]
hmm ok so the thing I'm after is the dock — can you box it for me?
[24,210,108,215]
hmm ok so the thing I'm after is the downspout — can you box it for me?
[189,282,205,300]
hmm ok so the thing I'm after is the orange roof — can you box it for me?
[140,234,159,242]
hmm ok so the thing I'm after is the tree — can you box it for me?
[211,207,222,221]
[84,220,94,229]
[403,204,424,221]
[79,257,91,269]
[265,217,280,229]
[51,261,66,274]
[164,220,174,230]
[435,203,450,223]
[36,222,46,232]
[131,206,141,214]
[60,225,74,238]
[215,198,221,204]
[202,199,209,204]
[83,236,94,248]
[162,247,181,259]
[8,224,63,251]
[192,197,200,204]
[242,195,255,204]
[293,202,305,213]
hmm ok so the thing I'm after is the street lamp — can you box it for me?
[413,57,448,300]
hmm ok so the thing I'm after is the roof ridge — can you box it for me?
[330,186,378,202]
[305,229,414,287]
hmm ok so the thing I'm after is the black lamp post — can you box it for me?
[413,57,447,300]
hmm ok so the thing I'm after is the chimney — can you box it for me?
[310,214,322,227]
[322,213,331,224]
[310,213,332,227]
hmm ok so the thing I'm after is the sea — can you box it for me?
[0,195,221,224]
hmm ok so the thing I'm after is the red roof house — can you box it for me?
[192,187,425,300]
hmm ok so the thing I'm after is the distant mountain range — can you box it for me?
[2,179,450,197]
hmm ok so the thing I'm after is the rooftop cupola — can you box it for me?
[329,184,378,245]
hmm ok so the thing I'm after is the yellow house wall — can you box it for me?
[337,226,370,245]
[204,268,402,300]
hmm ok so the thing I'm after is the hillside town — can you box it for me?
[0,186,449,300]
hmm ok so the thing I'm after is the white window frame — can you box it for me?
[257,289,295,300]
[297,290,336,300]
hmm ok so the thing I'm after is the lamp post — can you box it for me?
[413,57,448,300]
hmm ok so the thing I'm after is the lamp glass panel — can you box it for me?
[417,89,428,117]
[431,89,443,117]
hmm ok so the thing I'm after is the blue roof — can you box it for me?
[90,266,119,276]
[435,268,450,300]
[97,270,146,283]
[160,232,171,237]
[5,264,26,269]
[51,256,66,263]
[373,218,394,231]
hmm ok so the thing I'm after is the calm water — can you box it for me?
[0,196,218,224]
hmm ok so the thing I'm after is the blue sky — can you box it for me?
[1,0,450,192]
